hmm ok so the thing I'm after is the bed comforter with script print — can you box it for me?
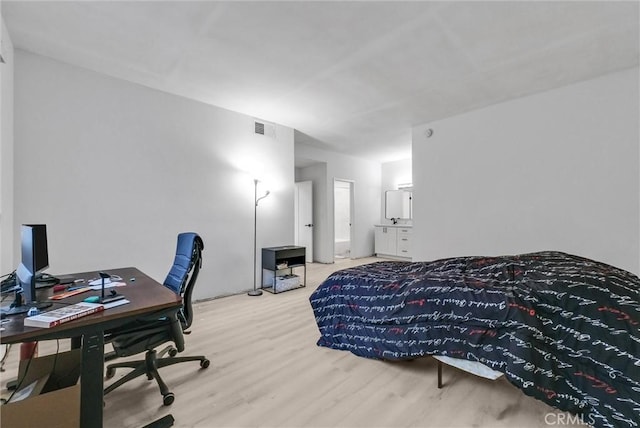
[309,251,640,428]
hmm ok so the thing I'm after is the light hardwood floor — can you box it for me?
[1,257,575,428]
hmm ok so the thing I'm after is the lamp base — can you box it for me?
[248,289,263,296]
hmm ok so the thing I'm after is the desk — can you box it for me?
[0,267,182,428]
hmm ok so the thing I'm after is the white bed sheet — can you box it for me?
[432,355,504,380]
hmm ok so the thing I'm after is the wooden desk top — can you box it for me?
[0,267,182,344]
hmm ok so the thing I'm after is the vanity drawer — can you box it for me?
[397,230,412,257]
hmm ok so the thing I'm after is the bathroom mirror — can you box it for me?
[385,190,412,221]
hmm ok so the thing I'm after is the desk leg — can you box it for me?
[81,333,104,428]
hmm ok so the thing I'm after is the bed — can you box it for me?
[309,251,640,428]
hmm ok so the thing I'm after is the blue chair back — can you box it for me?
[163,232,204,329]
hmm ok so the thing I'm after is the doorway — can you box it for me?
[294,181,313,262]
[334,179,354,259]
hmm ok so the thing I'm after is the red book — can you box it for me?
[23,302,104,328]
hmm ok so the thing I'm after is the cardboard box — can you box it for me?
[7,374,50,403]
[2,349,81,428]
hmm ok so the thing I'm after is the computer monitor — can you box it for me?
[7,224,53,315]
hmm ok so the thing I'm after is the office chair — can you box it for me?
[104,232,209,406]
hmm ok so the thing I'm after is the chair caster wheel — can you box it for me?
[168,348,178,357]
[105,367,116,379]
[201,359,210,369]
[163,392,175,406]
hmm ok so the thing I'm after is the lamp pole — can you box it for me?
[249,179,263,296]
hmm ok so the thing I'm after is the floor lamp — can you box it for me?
[249,179,270,296]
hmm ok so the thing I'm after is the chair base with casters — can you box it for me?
[142,414,176,428]
[104,343,209,406]
[103,232,209,406]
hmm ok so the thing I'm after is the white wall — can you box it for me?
[380,158,412,225]
[0,16,14,275]
[13,50,295,300]
[295,143,380,263]
[412,68,639,275]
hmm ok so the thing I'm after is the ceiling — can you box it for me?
[3,1,639,163]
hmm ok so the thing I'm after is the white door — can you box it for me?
[295,181,313,262]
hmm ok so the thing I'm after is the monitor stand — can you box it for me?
[100,290,125,304]
[5,290,52,315]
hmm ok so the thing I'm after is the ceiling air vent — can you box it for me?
[254,120,276,138]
